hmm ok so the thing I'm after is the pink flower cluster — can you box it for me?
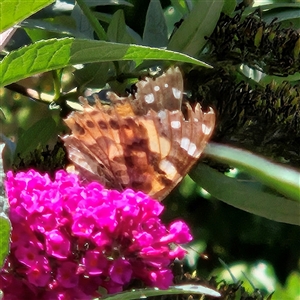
[0,170,192,299]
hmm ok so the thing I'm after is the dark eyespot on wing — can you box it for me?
[98,120,108,130]
[109,119,120,130]
[86,120,95,128]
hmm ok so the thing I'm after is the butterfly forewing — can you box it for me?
[62,67,215,201]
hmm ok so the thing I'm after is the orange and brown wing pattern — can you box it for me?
[62,67,215,201]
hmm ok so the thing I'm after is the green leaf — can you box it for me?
[169,0,191,16]
[0,214,11,269]
[262,8,300,24]
[71,3,95,40]
[164,5,184,38]
[248,3,300,12]
[0,38,74,87]
[76,0,107,41]
[0,0,55,33]
[69,38,212,69]
[14,117,57,161]
[0,38,212,87]
[203,143,300,202]
[104,284,220,299]
[189,163,300,226]
[95,11,142,44]
[260,72,300,85]
[284,272,300,299]
[222,0,237,15]
[217,261,277,293]
[85,0,133,7]
[22,16,85,42]
[168,0,224,56]
[143,0,168,47]
[106,9,136,74]
[74,62,111,88]
[107,10,136,44]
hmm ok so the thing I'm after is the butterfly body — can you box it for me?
[63,67,215,201]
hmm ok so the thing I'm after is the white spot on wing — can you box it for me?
[159,159,177,177]
[158,111,166,119]
[180,137,190,151]
[188,143,197,156]
[164,83,169,88]
[207,107,214,114]
[171,120,181,129]
[172,87,182,99]
[145,93,155,104]
[202,124,212,135]
[154,85,160,91]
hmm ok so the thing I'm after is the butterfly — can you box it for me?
[62,67,215,201]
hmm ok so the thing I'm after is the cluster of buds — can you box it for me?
[215,80,299,136]
[186,68,300,166]
[208,10,300,76]
[13,142,68,178]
